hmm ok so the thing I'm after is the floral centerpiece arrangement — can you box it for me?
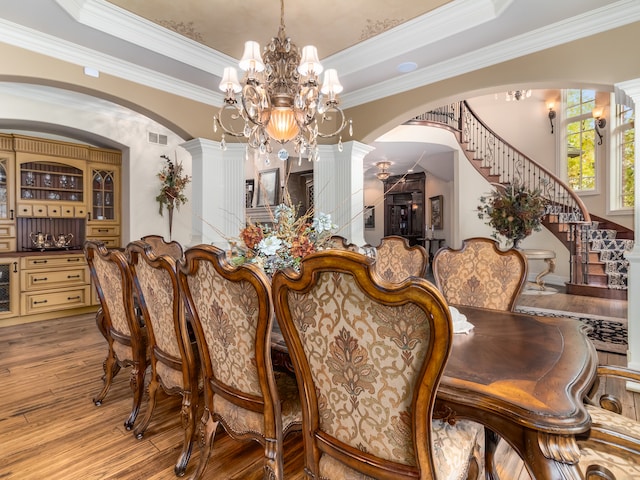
[156,154,191,237]
[477,181,547,248]
[232,203,337,276]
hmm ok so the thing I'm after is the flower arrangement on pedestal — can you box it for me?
[156,154,191,238]
[477,181,547,248]
[232,203,337,276]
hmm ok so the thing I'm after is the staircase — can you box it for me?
[408,101,633,300]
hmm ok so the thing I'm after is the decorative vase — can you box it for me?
[511,235,526,249]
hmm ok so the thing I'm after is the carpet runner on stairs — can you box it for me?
[588,224,634,290]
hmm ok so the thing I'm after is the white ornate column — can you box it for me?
[314,141,374,247]
[181,139,245,248]
[615,79,640,389]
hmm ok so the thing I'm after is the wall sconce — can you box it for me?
[592,107,606,145]
[547,101,556,134]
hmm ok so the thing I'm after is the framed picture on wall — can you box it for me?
[364,206,375,229]
[429,195,443,230]
[257,168,280,206]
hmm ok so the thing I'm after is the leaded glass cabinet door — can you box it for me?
[87,163,120,247]
[91,168,116,221]
[0,258,19,320]
[0,156,16,252]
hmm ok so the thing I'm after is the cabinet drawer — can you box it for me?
[17,204,33,216]
[61,205,75,217]
[87,225,120,236]
[21,286,90,315]
[0,225,15,237]
[32,204,47,217]
[0,238,17,252]
[21,266,89,291]
[21,254,86,270]
[86,237,120,248]
[47,205,62,217]
[75,206,88,218]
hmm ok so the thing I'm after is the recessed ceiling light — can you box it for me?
[396,62,417,74]
[407,168,414,173]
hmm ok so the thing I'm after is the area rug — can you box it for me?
[514,306,627,355]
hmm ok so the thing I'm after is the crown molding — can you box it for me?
[326,0,507,77]
[0,17,223,107]
[340,0,640,108]
[3,0,639,111]
[56,0,234,75]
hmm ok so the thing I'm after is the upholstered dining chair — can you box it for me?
[140,234,184,261]
[327,235,360,252]
[126,240,199,476]
[272,250,484,480]
[372,235,428,283]
[432,237,528,312]
[84,240,147,431]
[575,364,640,479]
[178,244,302,480]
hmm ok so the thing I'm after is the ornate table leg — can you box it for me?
[522,430,583,480]
[535,257,556,291]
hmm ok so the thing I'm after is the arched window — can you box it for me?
[564,89,597,192]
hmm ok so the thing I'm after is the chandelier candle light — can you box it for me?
[214,0,352,161]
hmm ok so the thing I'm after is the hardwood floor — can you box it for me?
[515,283,628,319]
[0,287,636,479]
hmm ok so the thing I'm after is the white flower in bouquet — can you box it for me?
[257,236,283,257]
[313,212,337,234]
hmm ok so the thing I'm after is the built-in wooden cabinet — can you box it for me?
[16,159,87,219]
[19,254,91,316]
[383,172,425,246]
[0,258,19,320]
[0,142,17,252]
[86,162,121,246]
[0,133,121,324]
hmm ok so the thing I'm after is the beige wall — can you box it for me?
[0,21,638,253]
[3,22,640,149]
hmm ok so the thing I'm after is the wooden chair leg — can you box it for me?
[485,427,500,480]
[175,390,197,476]
[93,348,118,406]
[134,376,159,439]
[264,435,284,480]
[187,408,219,480]
[124,363,145,430]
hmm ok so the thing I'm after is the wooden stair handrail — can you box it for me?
[460,101,590,224]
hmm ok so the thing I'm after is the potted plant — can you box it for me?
[477,181,547,248]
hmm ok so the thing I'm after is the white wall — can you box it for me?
[0,83,192,246]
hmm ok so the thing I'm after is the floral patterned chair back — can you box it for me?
[432,237,528,311]
[126,240,198,476]
[373,235,428,283]
[140,234,184,262]
[83,240,147,431]
[327,235,360,252]
[272,250,484,480]
[178,244,302,480]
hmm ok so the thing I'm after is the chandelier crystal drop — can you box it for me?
[213,0,351,161]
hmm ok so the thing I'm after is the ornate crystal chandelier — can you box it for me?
[213,0,352,161]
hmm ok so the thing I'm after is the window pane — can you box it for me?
[565,90,599,192]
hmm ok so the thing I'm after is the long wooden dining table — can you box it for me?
[271,304,598,479]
